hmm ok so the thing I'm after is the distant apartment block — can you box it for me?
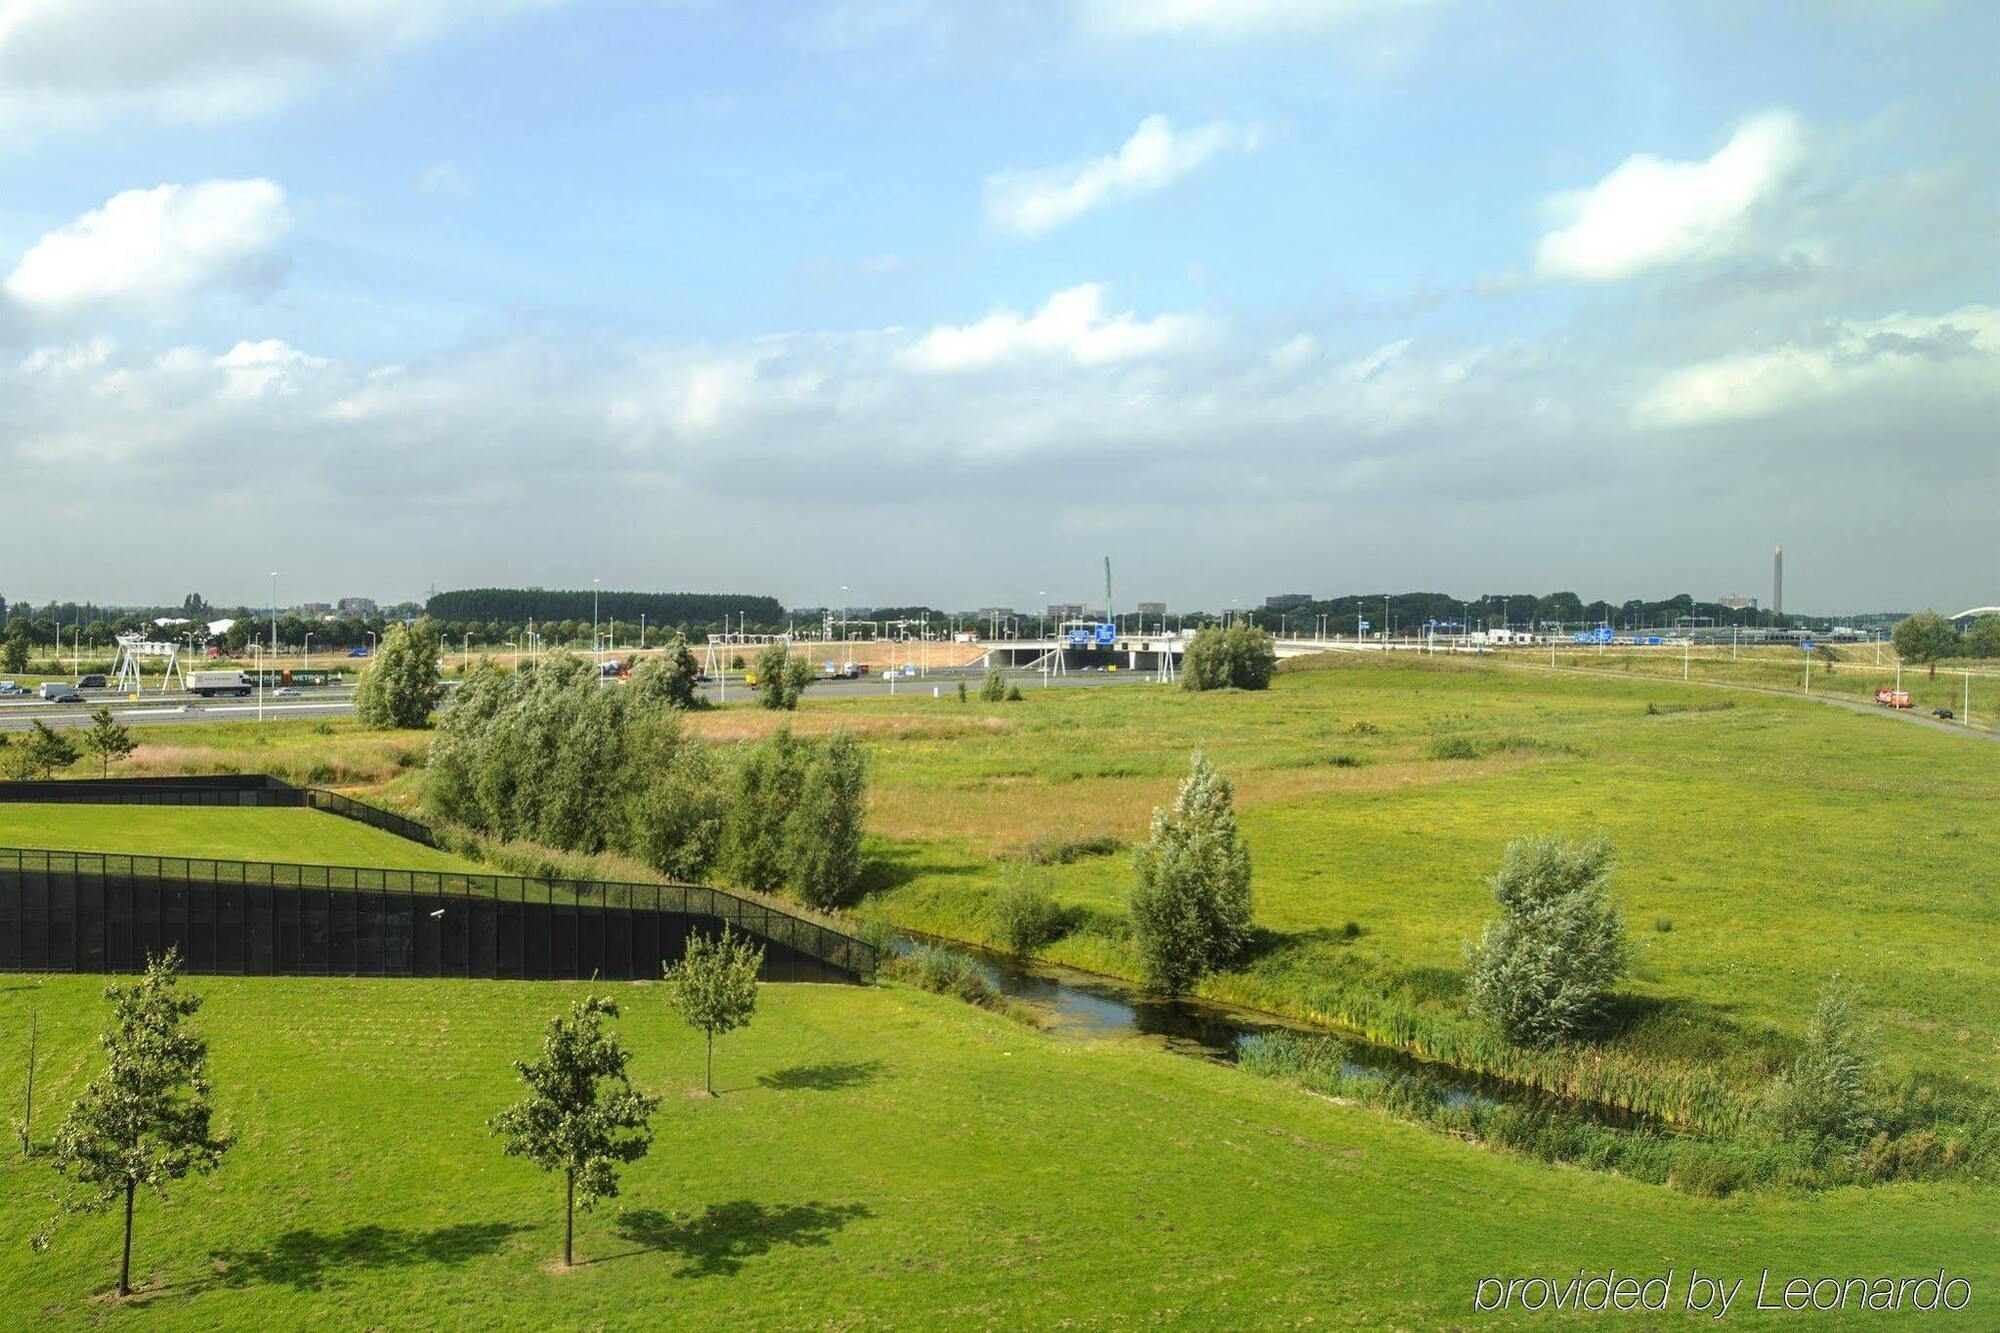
[1136,601,1167,617]
[337,597,378,615]
[1264,593,1312,611]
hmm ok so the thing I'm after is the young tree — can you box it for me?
[491,996,659,1269]
[662,927,764,1095]
[720,728,809,894]
[783,731,867,909]
[34,950,229,1298]
[81,706,137,777]
[354,617,444,728]
[2,627,28,674]
[1129,752,1253,993]
[979,668,1007,702]
[1759,976,1877,1144]
[15,720,80,779]
[1465,835,1631,1047]
[751,643,813,710]
[1891,610,1959,677]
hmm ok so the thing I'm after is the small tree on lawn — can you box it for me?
[1465,835,1630,1047]
[491,996,658,1269]
[663,927,764,1095]
[1891,610,1959,677]
[34,949,228,1298]
[979,668,1007,702]
[15,720,80,779]
[355,617,444,728]
[1129,752,1253,993]
[2,630,27,674]
[1759,976,1877,1144]
[752,643,813,711]
[82,706,137,777]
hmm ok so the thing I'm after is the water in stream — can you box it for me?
[890,932,1659,1128]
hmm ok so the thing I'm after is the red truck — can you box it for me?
[1875,688,1912,709]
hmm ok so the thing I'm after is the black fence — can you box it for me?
[0,848,875,984]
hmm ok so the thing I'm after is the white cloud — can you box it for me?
[215,338,329,399]
[1634,306,2000,428]
[985,115,1257,235]
[5,179,290,313]
[1536,111,1804,283]
[419,160,470,195]
[1078,0,1428,40]
[901,284,1204,372]
[0,0,567,140]
[20,336,115,375]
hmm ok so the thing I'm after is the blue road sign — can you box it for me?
[1095,623,1116,645]
[1359,620,1371,632]
[1801,641,1815,652]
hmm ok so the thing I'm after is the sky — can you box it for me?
[1,0,1995,615]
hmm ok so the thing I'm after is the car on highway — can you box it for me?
[0,681,23,696]
[273,687,302,698]
[77,674,107,689]
[44,688,84,703]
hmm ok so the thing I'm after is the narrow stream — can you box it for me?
[889,931,1658,1129]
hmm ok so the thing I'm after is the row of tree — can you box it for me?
[426,588,786,631]
[27,932,769,1294]
[426,649,867,901]
[1892,611,2000,666]
[1,710,136,779]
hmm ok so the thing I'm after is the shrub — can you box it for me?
[1426,735,1485,760]
[1180,624,1278,692]
[627,637,703,710]
[1342,920,1363,940]
[956,681,968,702]
[979,669,1007,702]
[1013,832,1121,865]
[1005,684,1024,702]
[886,945,1000,1008]
[1465,835,1630,1047]
[991,872,1068,955]
[1129,752,1252,993]
[720,728,810,894]
[1759,977,1877,1145]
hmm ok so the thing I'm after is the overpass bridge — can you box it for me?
[972,634,1421,679]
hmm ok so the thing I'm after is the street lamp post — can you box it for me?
[592,578,602,682]
[270,572,279,671]
[304,633,312,673]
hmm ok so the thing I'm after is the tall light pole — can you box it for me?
[592,578,601,682]
[251,643,264,723]
[304,632,312,673]
[840,586,849,662]
[270,572,279,669]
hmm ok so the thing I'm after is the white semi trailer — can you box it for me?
[187,669,252,698]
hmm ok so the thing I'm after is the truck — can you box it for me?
[187,669,252,698]
[1875,688,1913,709]
[40,681,83,702]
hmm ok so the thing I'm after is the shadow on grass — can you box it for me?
[208,1220,529,1292]
[613,1200,871,1278]
[756,1059,883,1092]
[854,841,987,897]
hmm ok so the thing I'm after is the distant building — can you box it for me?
[1719,596,1758,611]
[1136,601,1167,617]
[337,597,377,615]
[977,607,1015,621]
[1047,602,1087,622]
[1265,593,1312,611]
[301,602,332,616]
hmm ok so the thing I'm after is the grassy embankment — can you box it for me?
[2,974,1996,1326]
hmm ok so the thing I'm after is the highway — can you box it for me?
[0,667,1158,733]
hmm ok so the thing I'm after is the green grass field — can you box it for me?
[3,975,1995,1327]
[823,656,2000,1086]
[0,805,478,873]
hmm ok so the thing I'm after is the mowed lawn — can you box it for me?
[0,806,478,875]
[2,975,1996,1328]
[818,657,2000,1083]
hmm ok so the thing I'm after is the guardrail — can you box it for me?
[0,846,876,983]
